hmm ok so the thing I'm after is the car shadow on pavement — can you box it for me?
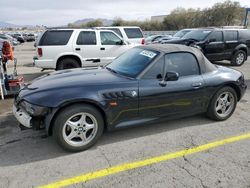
[213,61,232,67]
[0,112,215,167]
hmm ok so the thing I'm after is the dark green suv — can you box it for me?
[164,28,250,66]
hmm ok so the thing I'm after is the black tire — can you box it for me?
[57,58,80,70]
[231,50,246,66]
[53,104,104,152]
[207,87,237,121]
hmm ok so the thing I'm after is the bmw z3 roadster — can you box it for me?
[13,44,247,151]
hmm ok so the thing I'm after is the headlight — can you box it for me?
[20,101,48,116]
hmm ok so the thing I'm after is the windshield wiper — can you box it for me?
[106,67,118,74]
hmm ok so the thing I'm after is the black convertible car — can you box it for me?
[13,44,247,151]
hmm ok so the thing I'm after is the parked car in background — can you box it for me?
[13,44,247,151]
[96,26,145,44]
[12,33,25,43]
[0,33,19,46]
[34,28,138,70]
[163,28,250,66]
[145,35,172,44]
[26,33,36,42]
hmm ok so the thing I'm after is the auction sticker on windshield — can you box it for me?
[139,50,157,58]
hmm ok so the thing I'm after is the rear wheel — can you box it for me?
[53,104,104,151]
[207,87,237,121]
[231,50,246,66]
[57,58,80,70]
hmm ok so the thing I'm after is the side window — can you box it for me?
[239,30,250,40]
[143,57,164,79]
[208,31,223,42]
[39,30,73,46]
[76,31,96,45]
[100,32,122,45]
[109,29,123,38]
[124,28,143,38]
[224,31,238,41]
[165,53,199,77]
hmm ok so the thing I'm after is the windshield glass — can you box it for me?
[106,48,160,78]
[183,30,211,41]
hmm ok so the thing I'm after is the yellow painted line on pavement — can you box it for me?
[39,133,250,188]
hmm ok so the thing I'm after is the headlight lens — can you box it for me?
[20,101,48,116]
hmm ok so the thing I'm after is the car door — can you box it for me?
[74,30,101,63]
[99,31,132,64]
[139,52,206,118]
[224,30,239,59]
[203,31,225,61]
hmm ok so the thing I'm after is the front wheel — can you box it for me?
[53,104,104,152]
[207,87,237,121]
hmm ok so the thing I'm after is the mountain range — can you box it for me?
[0,21,20,28]
[0,18,114,28]
[72,18,113,26]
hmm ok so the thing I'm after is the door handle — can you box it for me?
[75,48,81,51]
[100,47,105,50]
[192,82,202,89]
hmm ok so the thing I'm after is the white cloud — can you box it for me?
[1,0,249,26]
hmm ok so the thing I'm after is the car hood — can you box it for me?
[163,38,187,44]
[23,67,132,92]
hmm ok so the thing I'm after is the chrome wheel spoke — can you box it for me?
[85,123,94,130]
[67,131,78,140]
[221,107,226,114]
[67,120,78,130]
[79,114,86,126]
[79,133,87,142]
[226,101,231,107]
[222,93,228,100]
[216,104,222,111]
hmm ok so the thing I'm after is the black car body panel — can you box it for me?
[14,44,247,134]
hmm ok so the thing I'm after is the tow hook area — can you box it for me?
[19,124,29,130]
[31,118,44,130]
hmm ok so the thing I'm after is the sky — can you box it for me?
[1,0,250,26]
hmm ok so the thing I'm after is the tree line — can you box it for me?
[68,0,245,31]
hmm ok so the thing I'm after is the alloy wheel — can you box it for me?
[236,53,245,65]
[62,112,98,147]
[215,92,235,118]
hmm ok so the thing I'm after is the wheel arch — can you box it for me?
[56,54,82,70]
[231,45,248,60]
[48,100,107,136]
[214,83,241,101]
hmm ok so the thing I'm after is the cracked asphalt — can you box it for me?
[0,43,250,188]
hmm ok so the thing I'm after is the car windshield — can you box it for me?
[183,30,212,41]
[173,30,191,38]
[106,48,159,78]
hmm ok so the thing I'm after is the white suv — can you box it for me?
[34,28,137,70]
[96,26,145,44]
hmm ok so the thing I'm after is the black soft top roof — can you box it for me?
[139,44,217,73]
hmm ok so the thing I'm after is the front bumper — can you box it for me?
[13,105,32,128]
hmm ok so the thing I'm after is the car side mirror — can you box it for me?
[116,40,124,45]
[208,38,216,43]
[165,71,179,81]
